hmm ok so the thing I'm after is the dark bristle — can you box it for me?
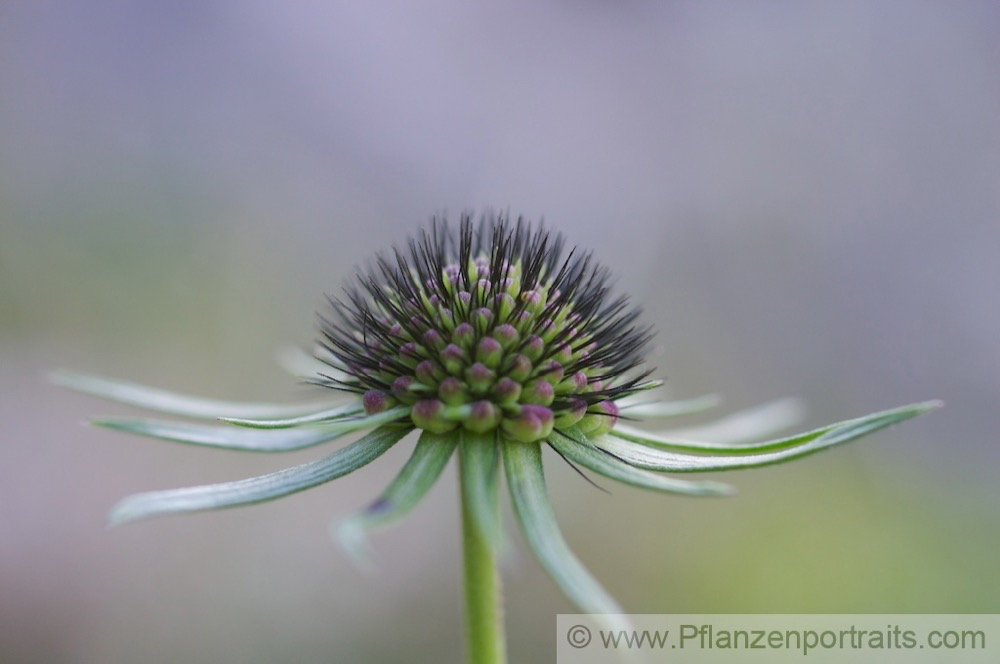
[549,443,611,494]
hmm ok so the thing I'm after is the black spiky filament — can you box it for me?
[317,212,656,443]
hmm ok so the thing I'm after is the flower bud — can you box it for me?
[521,378,555,406]
[504,354,533,383]
[536,359,564,385]
[471,307,495,335]
[476,336,503,369]
[501,405,554,443]
[491,323,520,350]
[492,377,522,405]
[522,335,545,362]
[440,343,468,375]
[463,400,500,433]
[464,362,496,395]
[577,400,620,436]
[415,359,444,384]
[495,292,515,321]
[362,390,396,415]
[422,328,446,351]
[553,398,588,428]
[451,322,475,350]
[438,376,469,405]
[410,399,458,434]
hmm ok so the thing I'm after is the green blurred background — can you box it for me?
[2,3,997,663]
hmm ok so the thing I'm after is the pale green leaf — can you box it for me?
[504,442,630,633]
[337,430,458,570]
[549,431,733,497]
[219,404,409,430]
[51,370,335,420]
[109,425,410,525]
[95,408,409,452]
[613,397,807,452]
[459,430,504,552]
[594,401,941,472]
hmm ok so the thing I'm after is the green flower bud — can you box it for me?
[553,397,588,428]
[521,378,555,406]
[362,390,397,415]
[476,337,503,369]
[438,376,470,405]
[501,405,554,443]
[577,400,620,436]
[440,343,468,375]
[411,399,458,434]
[464,362,496,395]
[463,400,501,433]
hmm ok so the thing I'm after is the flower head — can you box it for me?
[54,211,938,627]
[318,215,652,441]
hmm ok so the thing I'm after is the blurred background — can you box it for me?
[2,2,998,662]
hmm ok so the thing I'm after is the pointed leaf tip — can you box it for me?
[104,426,409,524]
[334,430,458,568]
[593,400,940,473]
[51,370,336,420]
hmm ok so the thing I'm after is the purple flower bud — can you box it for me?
[464,362,496,395]
[520,289,543,313]
[504,354,533,383]
[522,378,555,406]
[440,343,468,373]
[422,328,446,350]
[476,336,503,369]
[391,375,416,401]
[554,343,573,364]
[471,307,494,335]
[578,400,620,436]
[522,335,545,362]
[415,359,443,384]
[553,398,588,428]
[438,376,469,405]
[464,400,500,433]
[362,390,396,415]
[501,405,554,443]
[536,359,565,385]
[410,399,457,434]
[491,323,520,350]
[495,293,515,321]
[492,377,522,404]
[452,322,475,349]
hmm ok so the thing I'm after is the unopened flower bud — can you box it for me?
[578,400,620,436]
[362,390,396,415]
[410,399,458,434]
[501,405,554,443]
[522,378,555,406]
[464,400,500,433]
[476,336,503,369]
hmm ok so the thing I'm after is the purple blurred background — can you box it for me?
[2,2,998,662]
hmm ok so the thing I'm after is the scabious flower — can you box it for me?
[55,212,937,661]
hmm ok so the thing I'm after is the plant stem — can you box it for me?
[459,443,506,664]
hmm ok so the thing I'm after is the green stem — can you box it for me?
[459,442,506,664]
